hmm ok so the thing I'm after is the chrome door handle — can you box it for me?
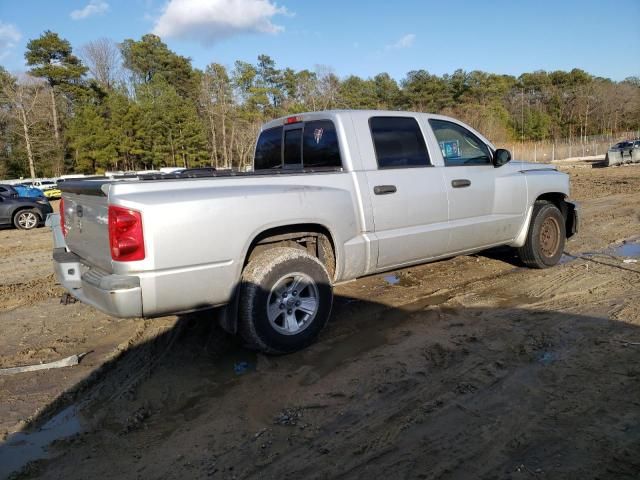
[374,185,397,195]
[451,179,471,188]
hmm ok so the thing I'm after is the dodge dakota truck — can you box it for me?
[52,110,578,353]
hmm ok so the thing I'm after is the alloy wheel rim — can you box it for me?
[18,212,37,229]
[267,272,319,335]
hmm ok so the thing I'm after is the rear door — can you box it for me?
[428,119,526,252]
[364,116,450,269]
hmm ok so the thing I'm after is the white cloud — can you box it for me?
[386,33,416,51]
[70,1,110,20]
[152,0,288,45]
[0,21,21,60]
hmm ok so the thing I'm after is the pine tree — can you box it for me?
[25,31,87,175]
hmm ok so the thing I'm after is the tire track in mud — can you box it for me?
[0,274,64,312]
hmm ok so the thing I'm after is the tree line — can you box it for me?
[1,31,638,178]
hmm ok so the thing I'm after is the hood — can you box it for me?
[509,161,558,172]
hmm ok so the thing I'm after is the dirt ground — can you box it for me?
[1,165,639,479]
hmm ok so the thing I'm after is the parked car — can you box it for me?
[21,179,58,191]
[0,193,53,230]
[43,187,62,199]
[605,139,640,166]
[52,110,578,353]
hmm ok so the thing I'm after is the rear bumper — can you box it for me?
[50,211,142,318]
[53,248,143,318]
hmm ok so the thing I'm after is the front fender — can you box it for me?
[509,198,579,248]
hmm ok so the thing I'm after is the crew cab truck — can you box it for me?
[52,110,578,353]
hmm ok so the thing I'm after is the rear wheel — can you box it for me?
[13,209,40,230]
[517,202,565,268]
[238,247,333,354]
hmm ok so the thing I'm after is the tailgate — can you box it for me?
[61,180,113,272]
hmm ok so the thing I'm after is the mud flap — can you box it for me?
[216,284,240,335]
[566,201,579,238]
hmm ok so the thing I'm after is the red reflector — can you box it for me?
[59,197,67,236]
[113,236,139,257]
[115,213,136,230]
[108,206,145,261]
[285,116,302,124]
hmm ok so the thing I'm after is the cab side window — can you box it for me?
[429,119,491,166]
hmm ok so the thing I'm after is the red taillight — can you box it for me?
[285,115,302,124]
[59,197,67,237]
[108,205,145,261]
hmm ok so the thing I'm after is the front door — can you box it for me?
[429,119,526,252]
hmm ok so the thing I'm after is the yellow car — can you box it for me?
[43,188,62,199]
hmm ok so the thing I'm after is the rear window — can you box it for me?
[254,126,283,170]
[369,117,430,168]
[254,120,342,170]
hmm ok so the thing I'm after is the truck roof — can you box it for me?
[261,109,460,131]
[261,109,495,153]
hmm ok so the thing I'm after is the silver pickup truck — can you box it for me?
[52,110,578,353]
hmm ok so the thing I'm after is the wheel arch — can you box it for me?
[511,191,575,247]
[535,192,577,239]
[244,223,338,279]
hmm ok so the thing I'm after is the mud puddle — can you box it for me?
[561,238,640,265]
[383,274,400,285]
[609,240,640,258]
[0,404,87,478]
[383,272,421,287]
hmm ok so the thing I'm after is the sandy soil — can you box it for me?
[0,166,639,479]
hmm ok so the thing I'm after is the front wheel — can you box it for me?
[238,247,333,354]
[13,209,40,230]
[517,202,566,268]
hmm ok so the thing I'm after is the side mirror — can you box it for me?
[493,148,511,167]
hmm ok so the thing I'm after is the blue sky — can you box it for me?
[1,0,639,81]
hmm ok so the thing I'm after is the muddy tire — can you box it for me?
[238,247,333,354]
[13,209,40,230]
[518,202,566,268]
